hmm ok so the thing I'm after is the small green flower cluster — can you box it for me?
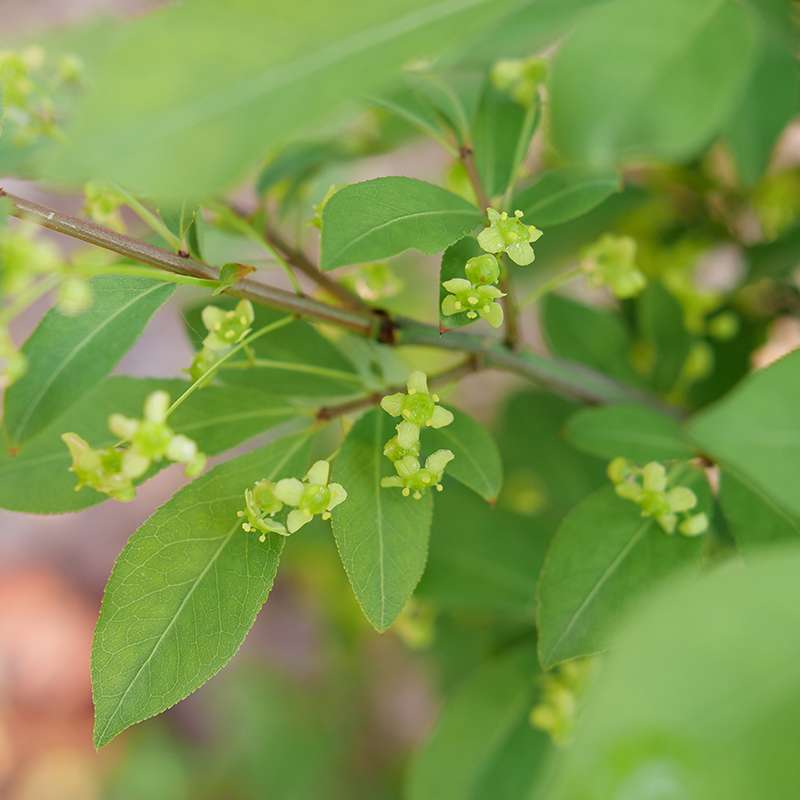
[189,299,255,383]
[478,208,543,266]
[441,253,505,328]
[0,221,94,387]
[530,658,594,746]
[61,391,206,502]
[238,459,347,540]
[380,371,455,499]
[491,56,548,107]
[0,46,81,145]
[608,458,709,536]
[581,234,646,299]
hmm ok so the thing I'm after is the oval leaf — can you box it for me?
[331,408,433,631]
[537,473,708,669]
[92,431,311,748]
[0,377,297,514]
[512,166,620,226]
[321,177,481,270]
[3,276,173,448]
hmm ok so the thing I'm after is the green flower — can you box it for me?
[0,222,60,295]
[273,460,348,534]
[237,480,287,540]
[491,56,548,107]
[581,234,646,299]
[201,300,254,352]
[107,390,207,481]
[383,420,421,463]
[477,208,542,266]
[61,433,136,503]
[380,449,455,499]
[441,278,505,328]
[607,458,708,536]
[188,347,222,385]
[380,371,454,429]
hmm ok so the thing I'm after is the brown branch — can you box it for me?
[2,188,672,411]
[3,189,375,335]
[316,356,480,421]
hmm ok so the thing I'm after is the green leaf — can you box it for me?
[541,294,639,385]
[544,547,800,800]
[719,468,800,552]
[408,644,548,800]
[537,472,708,669]
[182,299,363,398]
[689,350,800,517]
[331,408,433,631]
[92,431,311,748]
[473,81,540,198]
[417,480,548,618]
[0,377,297,514]
[725,3,799,185]
[550,0,758,166]
[427,406,503,501]
[512,167,620,227]
[637,281,692,393]
[320,177,481,270]
[565,404,696,462]
[3,276,173,448]
[52,0,516,200]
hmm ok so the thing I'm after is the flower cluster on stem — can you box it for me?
[380,371,455,499]
[608,458,708,536]
[441,254,505,328]
[62,390,206,502]
[238,459,347,539]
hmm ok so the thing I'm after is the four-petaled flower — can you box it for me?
[381,449,455,499]
[383,420,421,463]
[441,277,505,328]
[108,390,206,480]
[380,371,454,429]
[608,458,708,536]
[477,208,542,266]
[237,479,288,540]
[201,299,254,351]
[273,460,348,534]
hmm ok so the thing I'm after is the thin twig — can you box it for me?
[3,189,375,335]
[2,188,671,411]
